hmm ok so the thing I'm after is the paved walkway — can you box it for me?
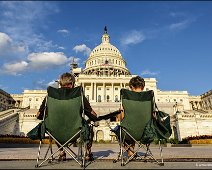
[0,143,212,161]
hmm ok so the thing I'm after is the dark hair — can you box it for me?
[129,76,145,89]
[59,72,75,86]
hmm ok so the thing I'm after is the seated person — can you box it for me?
[36,72,98,161]
[114,76,145,158]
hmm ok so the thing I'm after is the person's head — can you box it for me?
[59,72,75,88]
[129,76,145,92]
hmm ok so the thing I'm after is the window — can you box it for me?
[115,95,119,102]
[98,87,101,90]
[106,88,110,90]
[107,95,110,102]
[98,95,101,102]
[86,95,89,101]
[115,87,118,90]
[180,99,183,102]
[174,99,176,102]
[29,98,32,101]
[36,98,38,101]
[86,87,90,90]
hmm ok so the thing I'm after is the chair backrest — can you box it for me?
[120,89,155,141]
[45,86,83,144]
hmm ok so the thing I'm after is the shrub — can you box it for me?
[167,138,179,144]
[153,139,167,144]
[180,135,212,144]
[0,134,56,144]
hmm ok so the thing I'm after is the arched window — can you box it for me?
[96,130,104,142]
[98,95,101,102]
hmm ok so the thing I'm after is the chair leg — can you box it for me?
[77,141,82,160]
[35,140,42,168]
[159,139,164,166]
[113,142,122,163]
[120,127,126,166]
[50,138,54,161]
[81,142,86,168]
[44,144,50,160]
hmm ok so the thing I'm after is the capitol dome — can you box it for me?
[83,27,131,76]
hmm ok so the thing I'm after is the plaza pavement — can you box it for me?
[0,143,212,169]
[1,143,212,160]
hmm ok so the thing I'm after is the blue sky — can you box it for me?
[0,1,211,96]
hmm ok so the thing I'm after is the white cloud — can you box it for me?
[169,20,189,31]
[47,80,59,88]
[121,30,145,46]
[0,32,12,48]
[57,29,69,34]
[27,52,71,69]
[0,52,72,75]
[141,70,159,76]
[169,18,196,31]
[58,46,65,50]
[169,12,186,18]
[73,44,91,56]
[0,32,26,58]
[2,61,28,75]
[0,2,60,53]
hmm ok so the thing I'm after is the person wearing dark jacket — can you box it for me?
[36,72,97,161]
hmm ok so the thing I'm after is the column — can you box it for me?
[94,83,96,102]
[120,82,123,89]
[91,82,94,100]
[103,83,105,102]
[112,83,114,102]
[82,83,85,95]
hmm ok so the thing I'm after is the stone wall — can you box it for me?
[175,111,212,141]
[0,109,19,135]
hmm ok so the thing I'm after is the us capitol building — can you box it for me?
[1,27,212,141]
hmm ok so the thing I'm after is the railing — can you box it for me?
[0,110,15,119]
[19,106,30,112]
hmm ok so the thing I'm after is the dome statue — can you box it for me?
[83,27,131,77]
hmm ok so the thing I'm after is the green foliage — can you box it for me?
[0,134,54,144]
[153,139,167,144]
[167,138,179,144]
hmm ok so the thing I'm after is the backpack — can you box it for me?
[153,110,172,140]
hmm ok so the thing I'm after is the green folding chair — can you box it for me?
[113,89,167,166]
[35,86,89,168]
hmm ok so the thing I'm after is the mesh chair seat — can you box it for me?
[113,89,169,166]
[34,86,90,168]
